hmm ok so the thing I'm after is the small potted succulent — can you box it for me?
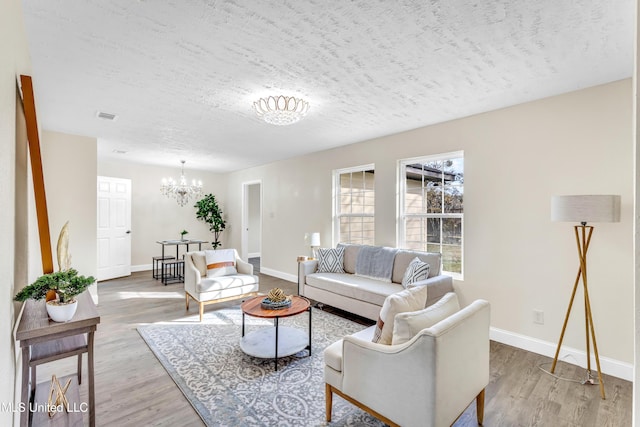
[14,269,95,322]
[180,229,189,241]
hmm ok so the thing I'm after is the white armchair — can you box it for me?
[184,250,259,321]
[324,298,490,427]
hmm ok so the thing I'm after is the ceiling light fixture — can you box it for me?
[252,95,310,126]
[160,160,203,207]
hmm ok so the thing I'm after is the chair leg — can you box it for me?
[199,302,204,322]
[31,365,36,397]
[185,293,190,310]
[326,383,333,422]
[77,353,82,385]
[476,388,485,425]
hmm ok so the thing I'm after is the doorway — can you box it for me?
[97,176,132,281]
[242,181,262,270]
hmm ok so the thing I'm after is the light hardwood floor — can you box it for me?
[35,270,632,426]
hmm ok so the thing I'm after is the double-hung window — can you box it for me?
[398,152,464,278]
[333,164,375,245]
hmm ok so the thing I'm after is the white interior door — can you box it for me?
[241,181,262,261]
[97,176,132,281]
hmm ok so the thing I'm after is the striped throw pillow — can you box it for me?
[401,257,430,288]
[205,249,237,277]
[316,247,345,273]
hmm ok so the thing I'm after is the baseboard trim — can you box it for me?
[259,267,297,283]
[132,264,152,273]
[490,327,632,381]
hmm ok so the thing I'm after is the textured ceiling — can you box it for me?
[22,0,634,173]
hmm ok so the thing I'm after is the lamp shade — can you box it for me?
[310,232,321,247]
[551,195,621,223]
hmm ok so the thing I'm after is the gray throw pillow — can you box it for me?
[317,247,346,273]
[401,257,430,288]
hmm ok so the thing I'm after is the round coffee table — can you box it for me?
[240,295,311,371]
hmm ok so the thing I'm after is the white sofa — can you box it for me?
[324,296,491,426]
[298,244,454,320]
[184,250,259,321]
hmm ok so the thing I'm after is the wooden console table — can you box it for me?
[16,291,100,427]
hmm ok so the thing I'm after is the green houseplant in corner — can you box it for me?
[194,193,227,249]
[14,269,95,322]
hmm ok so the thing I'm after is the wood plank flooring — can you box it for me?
[34,270,632,426]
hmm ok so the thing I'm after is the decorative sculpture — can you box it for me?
[262,288,292,309]
[56,221,72,272]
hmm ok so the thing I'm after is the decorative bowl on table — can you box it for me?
[261,288,292,310]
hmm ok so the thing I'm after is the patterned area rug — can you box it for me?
[137,307,384,426]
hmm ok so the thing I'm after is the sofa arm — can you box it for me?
[410,274,454,308]
[184,255,202,297]
[298,260,318,295]
[236,257,254,275]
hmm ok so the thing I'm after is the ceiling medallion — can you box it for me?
[252,95,310,126]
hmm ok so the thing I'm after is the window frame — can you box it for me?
[397,151,464,279]
[332,163,376,246]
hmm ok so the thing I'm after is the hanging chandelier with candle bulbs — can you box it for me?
[160,160,203,207]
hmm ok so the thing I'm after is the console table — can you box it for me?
[16,291,100,427]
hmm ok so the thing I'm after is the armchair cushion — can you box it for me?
[372,285,428,345]
[392,292,460,345]
[324,326,374,372]
[401,257,431,288]
[205,249,237,277]
[197,274,259,293]
[317,247,346,273]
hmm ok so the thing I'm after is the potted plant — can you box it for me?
[180,229,189,241]
[14,269,95,322]
[194,194,227,249]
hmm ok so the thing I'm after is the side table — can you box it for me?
[16,291,100,427]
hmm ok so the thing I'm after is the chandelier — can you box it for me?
[253,95,310,126]
[160,160,203,207]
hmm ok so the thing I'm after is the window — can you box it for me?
[399,152,463,277]
[334,164,375,245]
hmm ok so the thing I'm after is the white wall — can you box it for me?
[1,0,31,424]
[98,159,228,268]
[41,131,98,298]
[225,80,634,373]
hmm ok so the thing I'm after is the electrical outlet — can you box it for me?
[533,309,544,325]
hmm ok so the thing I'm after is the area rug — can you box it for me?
[137,307,384,427]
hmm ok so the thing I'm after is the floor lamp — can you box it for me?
[550,194,620,400]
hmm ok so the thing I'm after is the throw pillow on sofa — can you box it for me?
[317,247,346,273]
[391,292,460,345]
[372,285,428,345]
[401,257,430,288]
[205,249,237,277]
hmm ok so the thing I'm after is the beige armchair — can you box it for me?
[324,298,490,427]
[184,250,259,321]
